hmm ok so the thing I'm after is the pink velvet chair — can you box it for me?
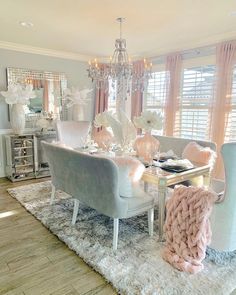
[56,121,91,148]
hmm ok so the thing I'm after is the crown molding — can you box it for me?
[1,31,236,65]
[148,31,236,61]
[0,41,93,62]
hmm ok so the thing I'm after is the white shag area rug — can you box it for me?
[7,181,236,295]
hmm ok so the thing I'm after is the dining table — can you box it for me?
[142,162,211,241]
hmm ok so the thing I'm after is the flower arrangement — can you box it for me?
[133,111,162,162]
[36,111,55,132]
[93,111,113,150]
[93,109,137,151]
[0,83,36,134]
[36,118,50,131]
[133,110,163,132]
[1,83,36,105]
[62,87,92,108]
[106,109,137,149]
[94,111,111,128]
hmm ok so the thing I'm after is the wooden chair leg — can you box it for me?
[113,218,119,251]
[148,208,154,236]
[50,184,56,205]
[72,199,80,225]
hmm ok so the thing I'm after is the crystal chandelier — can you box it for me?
[87,18,152,99]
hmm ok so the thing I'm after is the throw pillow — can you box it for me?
[182,141,216,169]
[182,142,216,187]
[112,156,145,198]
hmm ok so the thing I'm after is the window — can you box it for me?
[225,66,236,141]
[144,71,168,134]
[177,65,216,140]
[145,71,168,114]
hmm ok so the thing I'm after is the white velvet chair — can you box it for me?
[210,142,236,252]
[56,121,91,148]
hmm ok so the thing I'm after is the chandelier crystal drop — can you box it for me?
[87,18,152,99]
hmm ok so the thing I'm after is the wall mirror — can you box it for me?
[7,67,67,120]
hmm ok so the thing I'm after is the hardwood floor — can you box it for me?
[0,177,116,295]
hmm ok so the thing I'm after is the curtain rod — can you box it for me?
[150,44,216,64]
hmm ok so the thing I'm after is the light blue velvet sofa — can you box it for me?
[154,135,217,187]
[42,141,155,250]
[154,135,216,156]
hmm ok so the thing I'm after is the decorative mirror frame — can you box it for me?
[7,67,68,123]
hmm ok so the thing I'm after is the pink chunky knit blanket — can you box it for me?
[163,185,216,274]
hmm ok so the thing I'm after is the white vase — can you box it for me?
[10,104,25,134]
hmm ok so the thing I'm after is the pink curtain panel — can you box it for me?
[164,53,182,136]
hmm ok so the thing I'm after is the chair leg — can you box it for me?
[148,208,154,236]
[72,199,80,225]
[144,182,149,192]
[113,218,119,251]
[50,184,56,205]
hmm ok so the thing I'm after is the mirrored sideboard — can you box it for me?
[4,132,56,182]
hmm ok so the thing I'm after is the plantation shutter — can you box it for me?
[144,71,168,134]
[145,71,168,114]
[177,65,216,140]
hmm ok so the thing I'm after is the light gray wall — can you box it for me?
[0,48,94,129]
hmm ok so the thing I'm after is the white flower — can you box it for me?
[36,118,50,130]
[94,109,136,149]
[63,87,92,108]
[133,110,163,132]
[94,111,111,128]
[0,83,36,105]
[105,109,136,148]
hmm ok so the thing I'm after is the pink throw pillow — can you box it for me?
[112,156,145,198]
[182,142,216,168]
[112,156,145,183]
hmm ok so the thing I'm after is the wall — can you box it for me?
[0,48,94,177]
[0,48,94,129]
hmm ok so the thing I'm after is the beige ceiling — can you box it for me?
[0,0,236,60]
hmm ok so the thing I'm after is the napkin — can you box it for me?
[161,159,194,169]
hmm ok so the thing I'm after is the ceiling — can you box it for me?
[0,0,236,61]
